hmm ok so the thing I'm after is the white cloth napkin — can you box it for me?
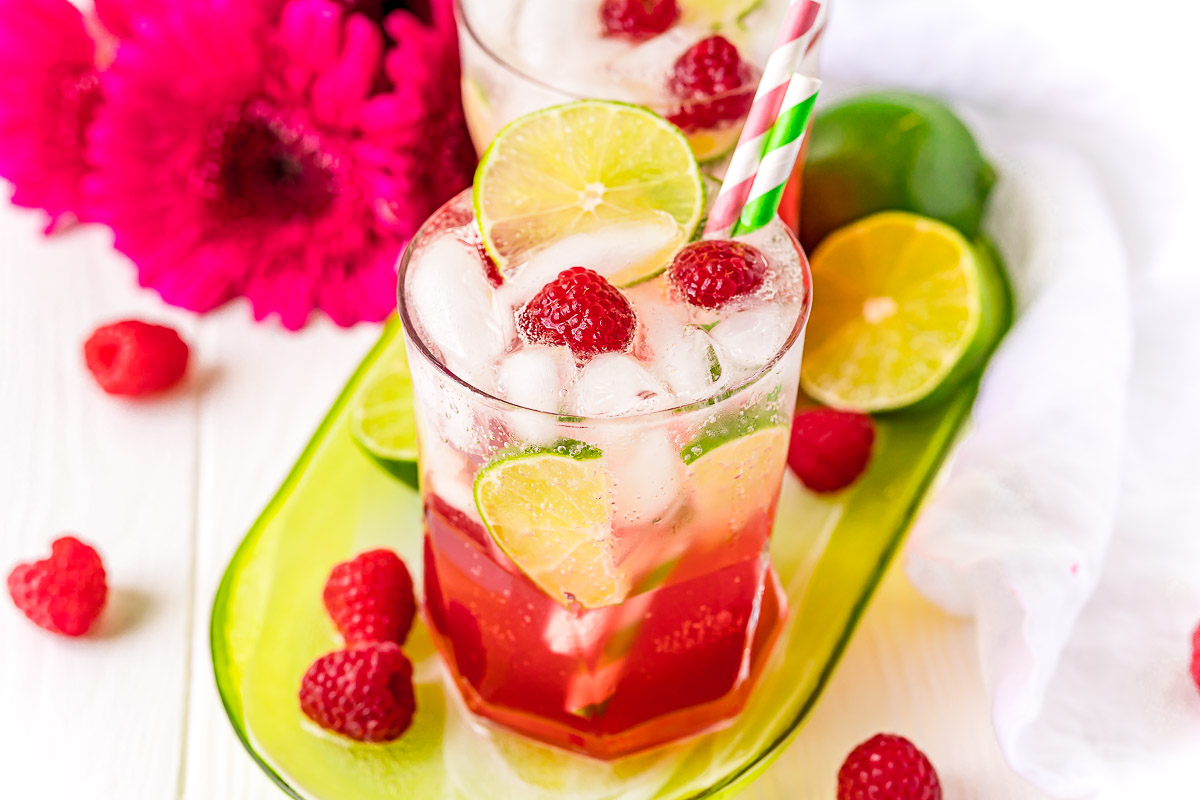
[819,0,1200,796]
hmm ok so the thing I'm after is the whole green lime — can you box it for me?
[800,91,996,253]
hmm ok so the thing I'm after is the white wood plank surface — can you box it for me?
[1,200,1060,799]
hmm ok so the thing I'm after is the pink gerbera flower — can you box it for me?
[87,0,474,329]
[0,0,100,231]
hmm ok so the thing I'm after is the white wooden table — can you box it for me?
[0,207,1057,799]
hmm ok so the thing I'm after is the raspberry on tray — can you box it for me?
[837,733,943,800]
[299,642,416,743]
[323,549,417,647]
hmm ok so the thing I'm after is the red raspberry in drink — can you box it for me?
[517,267,637,359]
[600,0,679,40]
[667,36,754,132]
[668,240,768,309]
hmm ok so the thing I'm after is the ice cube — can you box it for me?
[495,216,682,317]
[406,234,505,392]
[463,0,522,52]
[607,428,683,527]
[418,422,476,513]
[512,0,626,94]
[641,301,724,402]
[710,304,792,370]
[569,353,665,417]
[495,346,576,444]
[606,27,697,100]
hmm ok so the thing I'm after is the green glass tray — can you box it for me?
[211,319,994,800]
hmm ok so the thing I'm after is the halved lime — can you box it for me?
[801,211,1004,412]
[473,441,627,608]
[800,91,997,252]
[474,100,705,276]
[350,354,419,489]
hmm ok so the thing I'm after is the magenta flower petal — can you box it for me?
[87,0,471,328]
[0,0,99,230]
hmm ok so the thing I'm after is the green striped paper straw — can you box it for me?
[731,75,822,237]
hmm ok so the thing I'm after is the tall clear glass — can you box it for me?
[454,0,827,166]
[398,190,812,759]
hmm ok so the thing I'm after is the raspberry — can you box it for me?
[298,642,416,743]
[667,36,754,132]
[84,320,189,396]
[1191,622,1200,696]
[837,734,942,800]
[788,408,876,493]
[601,0,679,39]
[517,267,636,359]
[323,549,417,646]
[7,536,107,637]
[668,240,767,309]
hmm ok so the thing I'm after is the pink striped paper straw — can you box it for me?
[703,0,825,236]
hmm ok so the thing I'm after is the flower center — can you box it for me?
[204,100,337,222]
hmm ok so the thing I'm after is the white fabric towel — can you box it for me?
[820,0,1200,796]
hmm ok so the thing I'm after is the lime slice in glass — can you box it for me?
[801,211,1005,412]
[349,353,419,489]
[474,100,704,277]
[680,0,762,30]
[683,425,791,531]
[473,441,627,609]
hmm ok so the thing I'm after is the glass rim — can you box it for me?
[396,190,812,423]
[453,0,762,110]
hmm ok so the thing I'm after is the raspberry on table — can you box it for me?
[7,536,108,637]
[788,408,876,493]
[84,320,189,396]
[837,733,943,800]
[517,267,637,360]
[668,240,767,309]
[323,549,417,646]
[667,35,754,132]
[601,0,679,39]
[298,642,416,743]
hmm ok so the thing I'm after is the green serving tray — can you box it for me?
[211,307,1003,799]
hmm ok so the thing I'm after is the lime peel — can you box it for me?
[473,440,626,609]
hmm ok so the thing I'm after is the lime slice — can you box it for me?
[473,441,627,608]
[688,124,743,165]
[608,213,686,288]
[474,100,705,271]
[350,354,419,489]
[680,0,762,30]
[801,211,1003,412]
[683,425,791,531]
